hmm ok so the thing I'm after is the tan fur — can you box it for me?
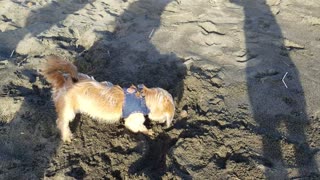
[141,86,175,127]
[42,56,174,142]
[42,55,78,89]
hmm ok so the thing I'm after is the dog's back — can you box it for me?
[66,81,125,122]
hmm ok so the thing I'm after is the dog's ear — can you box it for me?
[137,84,147,97]
[130,84,137,90]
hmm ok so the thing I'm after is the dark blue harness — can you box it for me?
[122,88,150,118]
[104,82,149,118]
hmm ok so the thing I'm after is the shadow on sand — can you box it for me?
[0,0,93,179]
[232,0,319,178]
[73,0,186,178]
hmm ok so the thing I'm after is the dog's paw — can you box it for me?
[141,129,155,136]
[62,133,73,143]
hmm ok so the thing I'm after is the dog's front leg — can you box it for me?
[56,103,76,142]
[124,113,154,136]
[57,118,73,142]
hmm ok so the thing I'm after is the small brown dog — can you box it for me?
[42,55,175,142]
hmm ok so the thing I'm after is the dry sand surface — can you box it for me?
[1,0,320,179]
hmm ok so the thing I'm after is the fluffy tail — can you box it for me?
[42,55,78,89]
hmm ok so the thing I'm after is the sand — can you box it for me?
[0,0,320,179]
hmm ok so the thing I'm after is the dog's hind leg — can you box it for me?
[165,113,174,128]
[56,102,76,142]
[124,113,154,136]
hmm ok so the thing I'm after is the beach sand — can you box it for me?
[0,0,320,179]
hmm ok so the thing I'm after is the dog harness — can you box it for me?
[122,88,150,118]
[103,82,149,118]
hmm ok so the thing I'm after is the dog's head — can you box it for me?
[137,84,149,97]
[138,84,175,127]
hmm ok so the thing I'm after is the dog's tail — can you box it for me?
[42,55,78,89]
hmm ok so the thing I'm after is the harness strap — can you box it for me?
[122,88,150,118]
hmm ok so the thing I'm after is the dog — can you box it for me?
[42,55,175,142]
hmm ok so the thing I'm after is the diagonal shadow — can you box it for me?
[0,0,94,60]
[232,0,319,178]
[74,0,186,178]
[77,0,185,93]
